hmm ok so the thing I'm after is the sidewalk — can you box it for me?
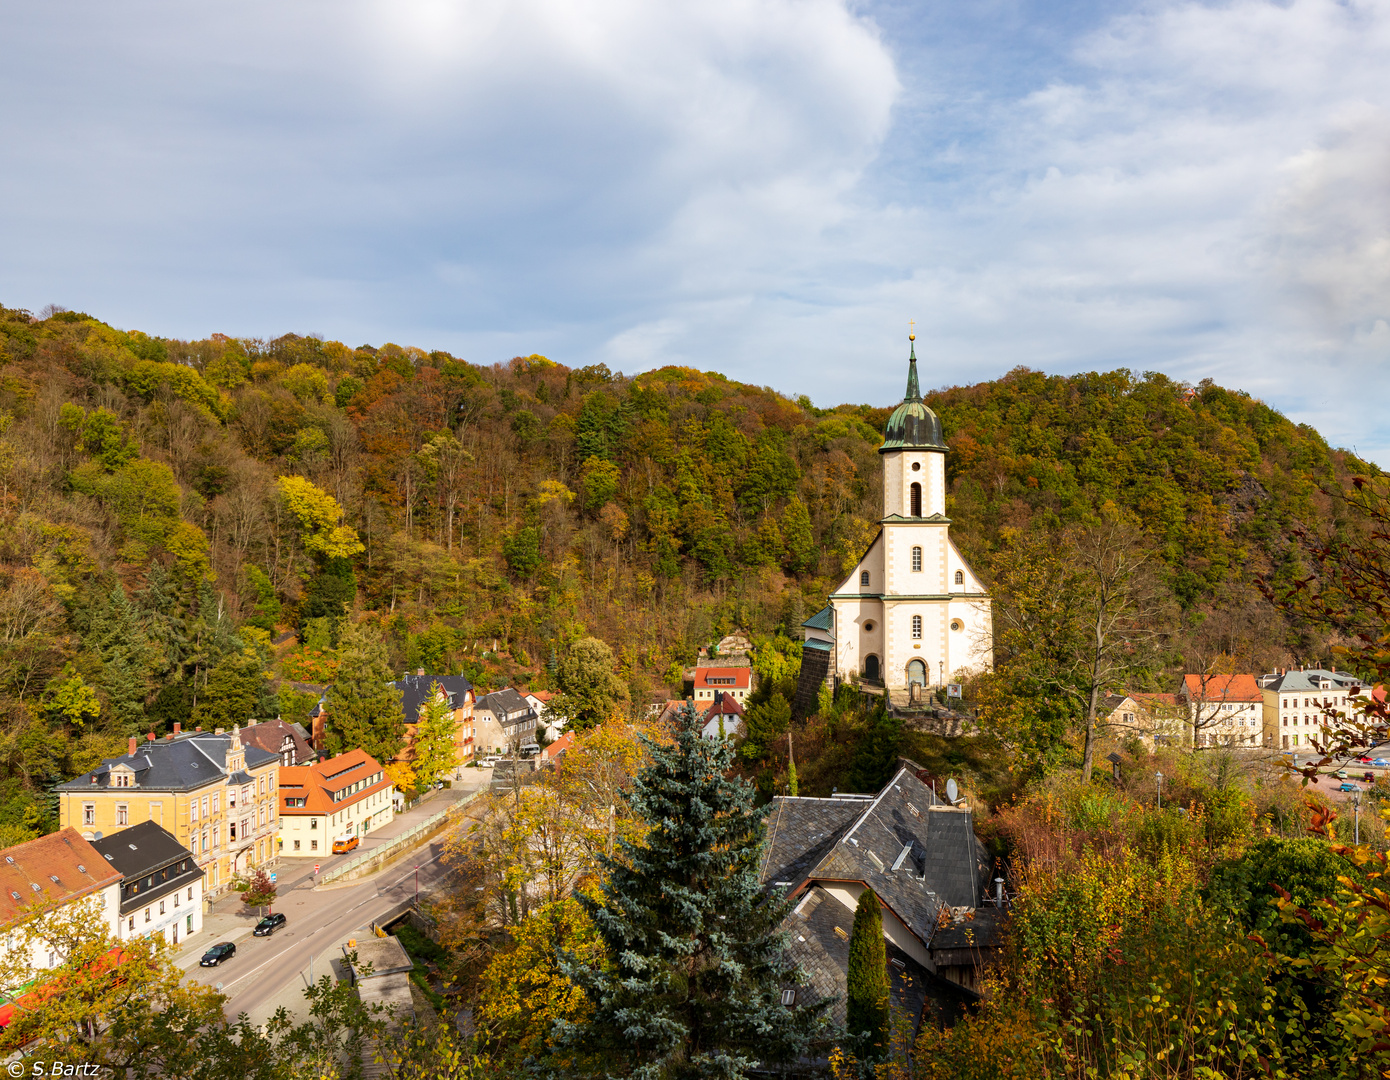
[171,776,490,967]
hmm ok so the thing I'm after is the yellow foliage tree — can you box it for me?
[276,475,365,559]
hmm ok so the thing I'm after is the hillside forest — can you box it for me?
[0,302,1375,842]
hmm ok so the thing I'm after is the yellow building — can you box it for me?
[56,723,280,904]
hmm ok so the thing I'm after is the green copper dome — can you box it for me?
[878,338,946,454]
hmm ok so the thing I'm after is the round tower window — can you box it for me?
[950,619,963,632]
[864,622,874,633]
[911,462,921,471]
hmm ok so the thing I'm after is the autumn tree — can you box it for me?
[240,867,277,914]
[410,681,457,787]
[552,637,629,730]
[324,619,406,762]
[988,513,1172,781]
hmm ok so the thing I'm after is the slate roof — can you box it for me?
[782,885,974,1030]
[801,606,834,632]
[91,822,203,915]
[55,731,276,794]
[474,688,533,723]
[761,797,870,891]
[1263,668,1364,694]
[763,769,989,948]
[390,674,475,724]
[0,828,120,927]
[240,718,315,765]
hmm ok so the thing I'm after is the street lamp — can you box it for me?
[1354,789,1362,845]
[415,865,420,909]
[1155,771,1165,809]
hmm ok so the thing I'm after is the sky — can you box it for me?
[3,0,1389,459]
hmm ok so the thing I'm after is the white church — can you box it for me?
[800,337,993,704]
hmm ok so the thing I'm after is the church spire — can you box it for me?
[904,332,920,401]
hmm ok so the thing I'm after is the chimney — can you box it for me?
[128,737,137,757]
[195,726,202,732]
[146,731,155,742]
[417,668,425,677]
[173,722,181,736]
[165,732,172,740]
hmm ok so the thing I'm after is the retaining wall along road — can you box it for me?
[318,792,480,885]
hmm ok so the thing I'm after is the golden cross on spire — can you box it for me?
[908,319,916,342]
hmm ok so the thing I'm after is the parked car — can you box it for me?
[331,835,359,854]
[1340,782,1361,792]
[479,757,500,768]
[1335,769,1349,779]
[1365,772,1376,784]
[253,913,287,937]
[1373,758,1390,768]
[199,942,236,967]
[1358,757,1375,765]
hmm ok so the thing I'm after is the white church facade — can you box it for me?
[802,338,992,701]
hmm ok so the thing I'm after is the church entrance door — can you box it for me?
[907,659,926,686]
[864,655,880,683]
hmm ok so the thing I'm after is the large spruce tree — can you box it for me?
[555,702,829,1078]
[845,888,890,1056]
[324,619,405,762]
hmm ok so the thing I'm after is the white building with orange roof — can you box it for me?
[1178,673,1264,748]
[277,750,394,858]
[0,828,122,972]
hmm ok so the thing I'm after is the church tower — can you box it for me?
[802,336,992,705]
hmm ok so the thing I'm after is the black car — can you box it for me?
[199,942,236,967]
[253,912,287,937]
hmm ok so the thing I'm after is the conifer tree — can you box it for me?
[845,888,890,1056]
[325,619,405,762]
[556,702,830,1078]
[410,681,457,786]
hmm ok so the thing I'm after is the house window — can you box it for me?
[82,803,95,826]
[781,989,797,1006]
[911,546,922,572]
[145,908,152,923]
[912,615,922,639]
[294,839,301,851]
[159,900,165,915]
[128,917,135,931]
[116,804,129,826]
[311,819,317,829]
[954,570,964,585]
[910,482,922,517]
[173,892,179,908]
[311,839,318,850]
[860,571,870,587]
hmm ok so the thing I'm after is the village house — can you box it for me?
[1102,692,1186,747]
[473,688,538,755]
[693,667,751,705]
[55,725,279,902]
[240,717,316,767]
[701,692,745,741]
[1178,674,1264,747]
[278,749,394,856]
[92,821,203,947]
[390,672,476,772]
[0,828,122,974]
[760,766,993,1033]
[1259,667,1384,750]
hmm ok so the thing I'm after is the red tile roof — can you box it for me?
[704,692,745,719]
[279,749,392,816]
[694,668,750,690]
[1181,674,1261,703]
[541,733,574,760]
[0,828,121,927]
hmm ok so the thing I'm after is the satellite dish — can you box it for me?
[945,778,958,803]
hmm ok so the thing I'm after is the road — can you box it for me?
[182,782,491,1024]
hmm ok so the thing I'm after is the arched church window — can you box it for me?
[910,482,922,517]
[954,570,964,586]
[911,546,922,572]
[860,571,870,587]
[911,615,922,639]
